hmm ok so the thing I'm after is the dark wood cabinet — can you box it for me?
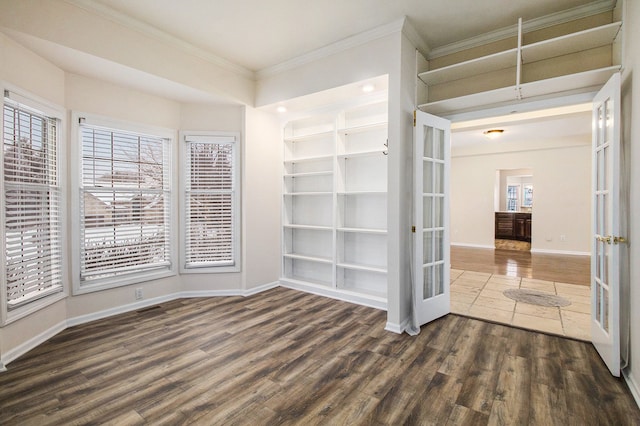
[495,212,531,242]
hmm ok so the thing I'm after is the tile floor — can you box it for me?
[450,269,591,341]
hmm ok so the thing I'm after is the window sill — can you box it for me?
[2,291,67,326]
[73,268,177,295]
[179,264,241,274]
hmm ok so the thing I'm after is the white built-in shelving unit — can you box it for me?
[281,100,388,307]
[418,17,622,115]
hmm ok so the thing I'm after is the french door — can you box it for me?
[591,72,623,377]
[413,110,451,326]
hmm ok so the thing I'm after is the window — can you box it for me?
[75,116,174,292]
[523,184,533,207]
[506,185,518,212]
[182,133,240,272]
[2,95,64,316]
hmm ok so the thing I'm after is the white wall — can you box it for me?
[621,0,640,404]
[451,137,591,254]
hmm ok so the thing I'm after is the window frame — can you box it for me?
[179,131,241,274]
[71,112,177,295]
[1,84,67,325]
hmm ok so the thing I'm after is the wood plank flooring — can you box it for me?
[451,246,591,286]
[1,287,638,425]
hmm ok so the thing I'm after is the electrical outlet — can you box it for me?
[560,234,566,242]
[135,288,143,300]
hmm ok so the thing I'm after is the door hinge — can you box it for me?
[412,226,416,233]
[413,110,416,127]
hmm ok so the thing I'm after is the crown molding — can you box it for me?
[402,17,431,57]
[428,0,617,59]
[256,18,407,79]
[63,0,254,79]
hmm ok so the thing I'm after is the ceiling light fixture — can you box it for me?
[483,129,504,139]
[276,106,287,113]
[362,84,375,93]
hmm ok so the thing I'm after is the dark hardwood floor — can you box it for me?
[1,287,638,425]
[451,245,591,285]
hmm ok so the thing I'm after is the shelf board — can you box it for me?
[337,122,387,135]
[280,276,333,288]
[418,66,619,115]
[283,224,333,231]
[283,171,333,178]
[522,22,621,64]
[337,227,387,235]
[283,253,333,264]
[519,66,620,99]
[418,48,518,86]
[337,190,387,196]
[338,150,386,159]
[418,85,518,116]
[284,130,334,143]
[283,192,332,196]
[284,154,333,164]
[337,263,387,274]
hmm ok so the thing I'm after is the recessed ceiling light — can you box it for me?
[362,84,375,93]
[483,129,504,139]
[276,106,287,113]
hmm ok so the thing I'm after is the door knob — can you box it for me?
[614,236,628,244]
[596,235,612,244]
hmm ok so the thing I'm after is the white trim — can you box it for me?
[1,84,69,325]
[62,0,253,78]
[401,18,430,57]
[70,111,178,295]
[385,317,410,334]
[451,242,496,250]
[1,320,67,367]
[279,280,387,311]
[257,18,406,79]
[428,0,617,59]
[179,131,242,274]
[530,248,591,256]
[244,281,280,296]
[623,369,640,410]
[66,293,179,327]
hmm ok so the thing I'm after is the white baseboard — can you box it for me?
[1,320,67,367]
[385,317,410,334]
[623,368,640,410]
[180,282,280,298]
[530,248,590,256]
[451,242,495,249]
[180,290,243,298]
[244,281,280,296]
[279,279,387,311]
[67,293,180,328]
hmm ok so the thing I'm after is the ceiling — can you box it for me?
[451,105,593,148]
[81,0,596,72]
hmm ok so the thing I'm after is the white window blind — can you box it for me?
[3,101,63,309]
[79,124,171,283]
[184,135,237,268]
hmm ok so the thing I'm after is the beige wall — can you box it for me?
[0,32,69,367]
[451,136,591,254]
[0,30,282,364]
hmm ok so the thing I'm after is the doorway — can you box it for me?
[448,105,593,341]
